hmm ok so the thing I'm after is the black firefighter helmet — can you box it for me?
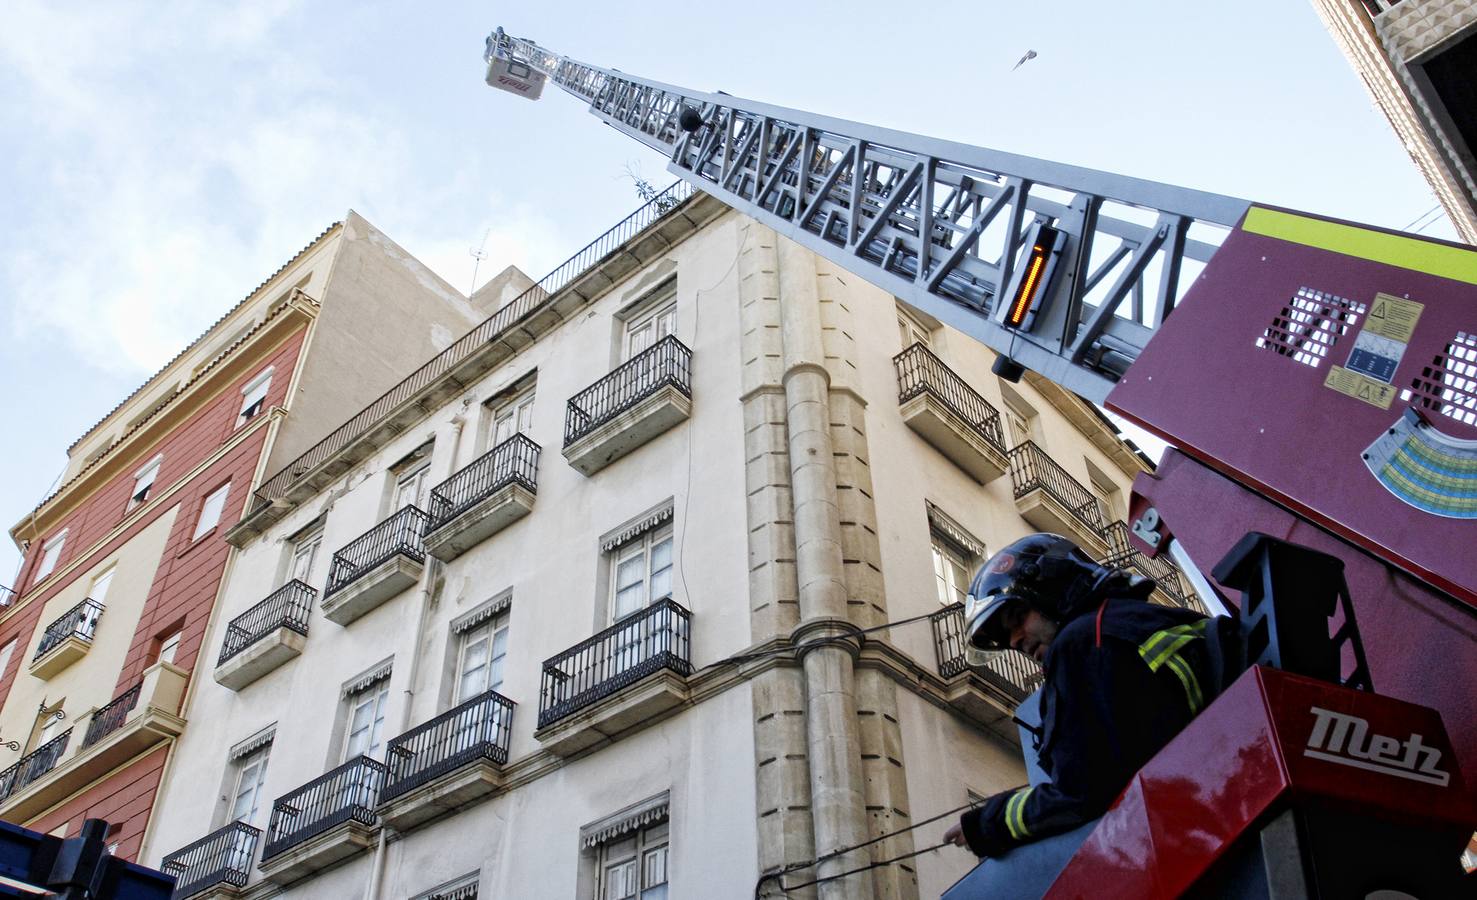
[962,533,1123,665]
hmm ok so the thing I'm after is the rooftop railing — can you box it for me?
[219,580,315,666]
[81,683,141,750]
[428,434,540,531]
[893,342,1006,452]
[0,729,71,804]
[324,506,432,599]
[34,599,104,660]
[1007,441,1106,536]
[251,181,695,512]
[930,604,1042,703]
[563,335,692,447]
[538,598,692,729]
[261,756,387,861]
[383,689,515,802]
[161,821,260,899]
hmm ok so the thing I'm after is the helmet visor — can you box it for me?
[965,594,1029,652]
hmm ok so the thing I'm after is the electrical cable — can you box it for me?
[702,607,944,674]
[774,841,954,894]
[1400,203,1442,233]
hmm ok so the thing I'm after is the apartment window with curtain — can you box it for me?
[596,821,668,900]
[229,744,271,826]
[343,674,390,761]
[926,502,986,608]
[456,613,509,702]
[609,524,673,623]
[623,300,677,361]
[489,389,535,448]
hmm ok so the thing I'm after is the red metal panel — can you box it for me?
[1107,207,1477,608]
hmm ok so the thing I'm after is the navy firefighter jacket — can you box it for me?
[959,590,1213,858]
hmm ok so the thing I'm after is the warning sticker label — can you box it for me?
[1325,366,1396,409]
[1339,293,1424,388]
[1363,293,1424,343]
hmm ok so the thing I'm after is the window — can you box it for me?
[610,525,673,622]
[932,536,972,608]
[0,639,16,680]
[34,703,65,750]
[229,744,271,825]
[624,301,677,360]
[343,678,390,760]
[897,307,932,349]
[489,389,535,447]
[193,483,231,540]
[1086,462,1122,524]
[999,385,1040,448]
[89,567,115,604]
[456,614,509,702]
[157,630,182,666]
[412,873,480,900]
[597,822,668,900]
[129,457,162,511]
[390,444,434,512]
[35,531,67,582]
[289,525,323,585]
[236,368,273,428]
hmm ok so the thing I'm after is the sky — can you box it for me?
[0,0,1460,587]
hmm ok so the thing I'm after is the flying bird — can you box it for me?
[1012,50,1038,71]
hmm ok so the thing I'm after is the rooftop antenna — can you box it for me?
[468,228,491,296]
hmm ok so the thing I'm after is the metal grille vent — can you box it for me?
[1402,331,1477,428]
[1255,287,1366,368]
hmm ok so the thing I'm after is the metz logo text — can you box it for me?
[1304,707,1450,787]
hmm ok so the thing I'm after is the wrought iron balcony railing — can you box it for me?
[261,756,388,861]
[383,689,515,802]
[1007,441,1106,536]
[251,182,694,513]
[161,821,261,899]
[930,604,1042,704]
[564,335,692,447]
[538,598,692,729]
[34,598,105,660]
[219,580,315,666]
[82,683,142,750]
[0,729,72,804]
[428,434,540,531]
[893,343,1007,452]
[1099,521,1200,611]
[324,506,432,598]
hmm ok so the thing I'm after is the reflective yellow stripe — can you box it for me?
[1163,653,1204,713]
[1139,620,1208,671]
[1005,787,1034,840]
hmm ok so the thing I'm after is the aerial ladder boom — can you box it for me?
[483,28,1477,897]
[485,28,1248,405]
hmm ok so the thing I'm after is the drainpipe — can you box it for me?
[777,237,875,900]
[364,413,467,900]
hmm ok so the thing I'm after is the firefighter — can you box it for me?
[942,533,1215,859]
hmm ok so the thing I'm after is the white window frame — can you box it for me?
[1085,461,1123,524]
[89,567,115,605]
[931,535,973,608]
[228,744,271,826]
[608,524,674,624]
[130,456,162,511]
[35,531,67,582]
[343,679,390,761]
[236,367,273,428]
[595,821,669,900]
[193,483,231,540]
[455,613,510,703]
[288,525,323,586]
[0,639,16,681]
[157,630,182,666]
[394,463,431,512]
[623,301,677,361]
[897,307,932,349]
[489,389,536,448]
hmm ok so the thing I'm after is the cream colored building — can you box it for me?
[143,188,1192,900]
[1311,0,1477,242]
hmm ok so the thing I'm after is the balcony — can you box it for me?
[535,598,692,756]
[30,598,104,679]
[258,756,387,884]
[378,689,515,831]
[321,506,431,626]
[1099,522,1202,612]
[161,822,260,900]
[0,730,71,807]
[215,581,315,691]
[931,604,1043,729]
[1007,442,1108,553]
[893,344,1010,484]
[0,661,188,821]
[562,335,692,476]
[424,435,540,563]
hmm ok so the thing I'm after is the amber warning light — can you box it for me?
[999,223,1065,332]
